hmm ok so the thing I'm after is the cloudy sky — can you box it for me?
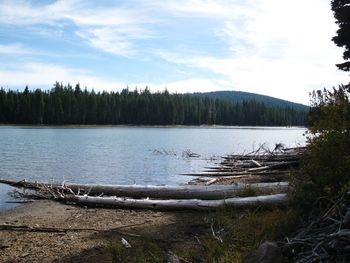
[0,0,348,104]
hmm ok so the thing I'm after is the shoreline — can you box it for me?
[0,124,307,130]
[0,145,303,262]
[0,202,24,215]
[0,199,208,262]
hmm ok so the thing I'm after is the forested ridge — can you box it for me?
[0,82,308,126]
[193,91,308,111]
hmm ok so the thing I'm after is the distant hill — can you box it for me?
[192,91,309,111]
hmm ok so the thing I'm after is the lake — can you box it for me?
[0,126,306,210]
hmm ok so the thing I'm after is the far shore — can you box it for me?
[0,124,307,129]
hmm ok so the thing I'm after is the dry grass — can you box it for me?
[196,206,299,262]
[106,205,299,263]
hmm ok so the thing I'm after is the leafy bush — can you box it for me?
[291,85,350,210]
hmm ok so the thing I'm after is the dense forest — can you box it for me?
[193,91,308,111]
[0,82,308,126]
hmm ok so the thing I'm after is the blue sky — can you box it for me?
[0,0,348,104]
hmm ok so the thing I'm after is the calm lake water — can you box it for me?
[0,126,306,210]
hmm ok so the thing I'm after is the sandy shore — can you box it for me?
[0,200,209,263]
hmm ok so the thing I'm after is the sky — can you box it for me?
[0,0,348,104]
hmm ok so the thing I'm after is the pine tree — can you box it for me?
[331,0,350,71]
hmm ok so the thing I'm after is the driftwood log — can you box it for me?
[65,193,288,211]
[0,179,288,200]
[188,146,305,185]
[0,178,289,210]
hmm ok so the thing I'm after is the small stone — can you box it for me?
[20,252,30,258]
[121,238,131,248]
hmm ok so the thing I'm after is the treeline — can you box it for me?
[194,91,308,111]
[0,82,308,126]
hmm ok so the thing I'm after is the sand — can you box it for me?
[0,200,209,262]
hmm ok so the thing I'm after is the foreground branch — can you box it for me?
[0,222,147,233]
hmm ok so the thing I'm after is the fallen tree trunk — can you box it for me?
[206,161,288,170]
[247,161,299,172]
[182,171,290,177]
[199,174,289,185]
[0,179,288,200]
[66,193,288,211]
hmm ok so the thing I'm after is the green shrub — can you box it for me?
[291,85,350,211]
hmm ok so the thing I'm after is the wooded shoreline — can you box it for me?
[0,85,308,126]
[0,124,308,128]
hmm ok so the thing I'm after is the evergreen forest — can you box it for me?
[0,82,308,126]
[193,91,308,111]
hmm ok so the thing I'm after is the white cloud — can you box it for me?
[0,43,35,55]
[64,6,150,27]
[154,0,349,104]
[0,0,154,57]
[0,61,226,96]
[76,24,153,57]
[76,29,135,57]
[65,4,155,56]
[153,0,252,19]
[157,50,348,103]
[0,0,75,25]
[0,62,125,91]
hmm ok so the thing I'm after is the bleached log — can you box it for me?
[0,178,288,200]
[181,171,290,177]
[218,161,288,168]
[222,155,300,162]
[67,193,288,211]
[250,159,262,167]
[181,172,248,176]
[205,178,218,186]
[247,161,299,172]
